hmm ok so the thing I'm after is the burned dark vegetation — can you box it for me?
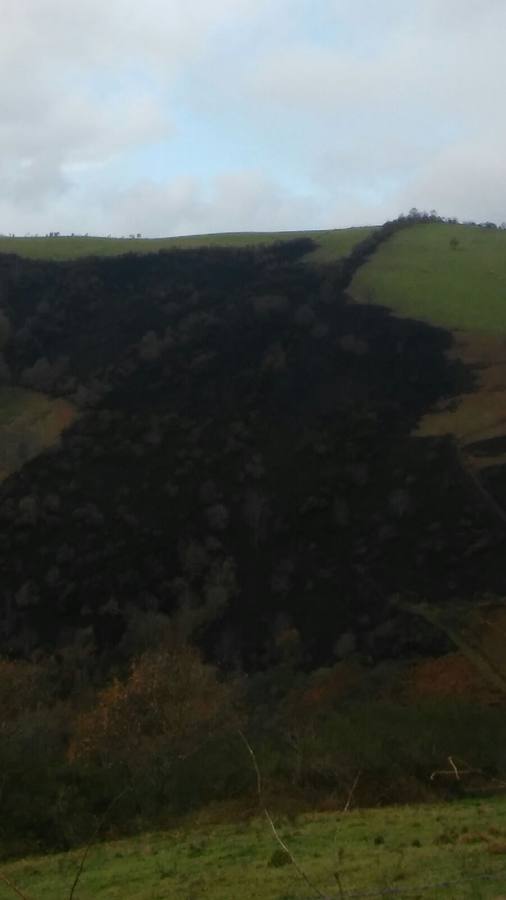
[0,224,501,670]
[3,220,506,857]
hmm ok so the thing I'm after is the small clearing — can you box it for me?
[0,388,76,482]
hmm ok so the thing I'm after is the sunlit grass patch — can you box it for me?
[351,223,506,335]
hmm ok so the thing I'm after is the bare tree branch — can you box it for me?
[0,873,33,900]
[343,772,361,814]
[238,730,330,900]
[238,729,262,798]
[430,756,481,782]
[448,756,460,781]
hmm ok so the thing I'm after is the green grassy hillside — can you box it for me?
[3,797,506,899]
[350,223,506,477]
[0,226,374,263]
[350,223,506,335]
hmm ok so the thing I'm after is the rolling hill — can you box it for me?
[0,226,374,263]
[0,218,503,667]
[2,217,506,867]
[350,222,506,335]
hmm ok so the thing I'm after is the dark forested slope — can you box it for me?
[0,233,503,668]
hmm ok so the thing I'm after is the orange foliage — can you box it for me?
[70,643,233,763]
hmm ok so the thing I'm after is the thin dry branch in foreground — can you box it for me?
[238,729,330,900]
[0,873,33,900]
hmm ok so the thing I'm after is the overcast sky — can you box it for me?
[1,1,504,236]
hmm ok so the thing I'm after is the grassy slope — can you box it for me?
[0,388,76,482]
[350,223,506,464]
[4,797,506,899]
[350,223,506,335]
[0,227,374,263]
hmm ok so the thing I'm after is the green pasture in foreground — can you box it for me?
[4,796,506,899]
[0,227,374,264]
[351,223,506,335]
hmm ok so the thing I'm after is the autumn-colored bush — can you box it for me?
[70,642,236,765]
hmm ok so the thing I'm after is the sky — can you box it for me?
[1,0,505,237]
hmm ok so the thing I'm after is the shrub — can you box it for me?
[70,641,236,770]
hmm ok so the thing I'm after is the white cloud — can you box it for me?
[1,89,169,208]
[1,0,506,233]
[0,0,269,223]
[93,171,319,237]
[0,169,321,238]
[246,1,506,224]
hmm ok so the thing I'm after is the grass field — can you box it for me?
[0,227,374,264]
[3,797,506,899]
[350,223,506,335]
[0,388,76,482]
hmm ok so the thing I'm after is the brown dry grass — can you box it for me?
[416,332,506,477]
[407,652,504,705]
